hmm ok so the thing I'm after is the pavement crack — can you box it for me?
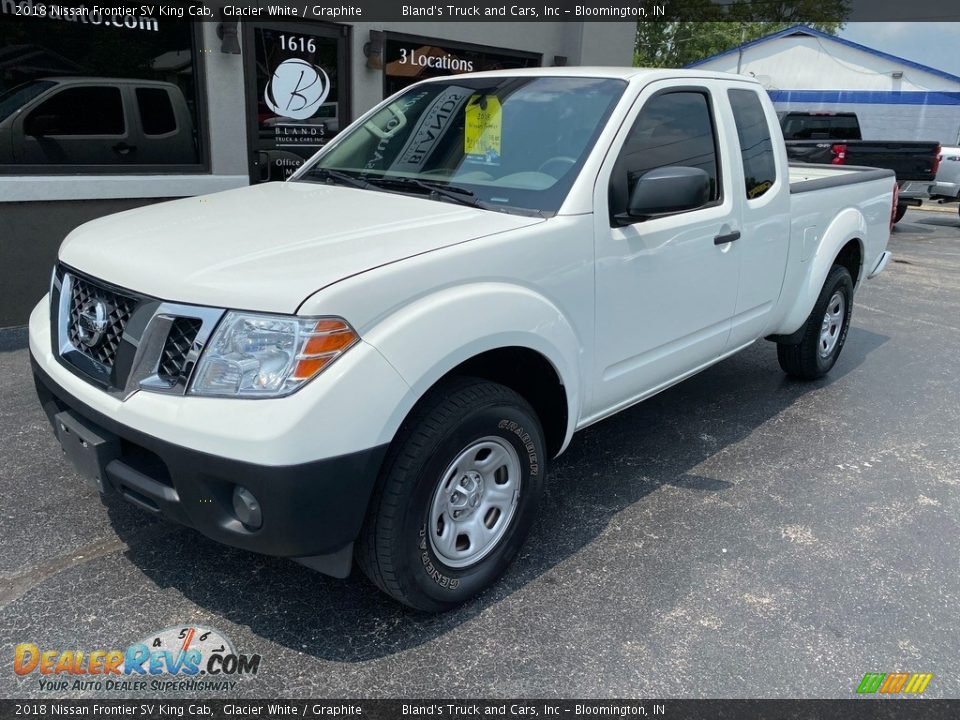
[0,536,128,608]
[856,302,960,333]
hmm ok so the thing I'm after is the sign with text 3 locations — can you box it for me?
[464,95,502,163]
[13,627,261,693]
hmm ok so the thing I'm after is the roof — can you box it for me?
[686,25,960,86]
[420,66,762,83]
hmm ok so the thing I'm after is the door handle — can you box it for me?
[714,230,741,245]
[112,142,136,155]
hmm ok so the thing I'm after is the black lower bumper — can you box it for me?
[32,357,387,575]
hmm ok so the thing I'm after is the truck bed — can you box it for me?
[789,163,895,194]
[786,162,895,296]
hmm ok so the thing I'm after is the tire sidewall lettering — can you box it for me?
[497,419,540,477]
[410,407,543,595]
[418,526,460,589]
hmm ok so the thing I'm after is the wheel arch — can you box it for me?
[363,282,582,458]
[772,208,867,337]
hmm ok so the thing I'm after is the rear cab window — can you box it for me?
[136,87,177,136]
[728,89,777,199]
[781,113,860,140]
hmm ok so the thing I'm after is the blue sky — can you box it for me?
[840,23,960,78]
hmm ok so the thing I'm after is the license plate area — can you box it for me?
[53,410,120,493]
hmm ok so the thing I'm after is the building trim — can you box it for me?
[686,25,960,86]
[0,175,249,203]
[768,90,960,106]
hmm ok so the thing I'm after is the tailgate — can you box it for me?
[844,142,940,181]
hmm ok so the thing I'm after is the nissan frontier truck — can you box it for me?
[30,68,895,610]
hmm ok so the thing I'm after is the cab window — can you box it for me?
[24,86,125,136]
[609,90,720,218]
[728,89,777,199]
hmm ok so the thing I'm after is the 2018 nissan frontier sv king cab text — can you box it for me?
[30,69,896,611]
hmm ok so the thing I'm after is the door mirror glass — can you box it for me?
[620,166,711,223]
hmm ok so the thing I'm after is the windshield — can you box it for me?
[0,80,57,123]
[297,76,626,215]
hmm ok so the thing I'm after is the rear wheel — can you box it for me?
[356,377,545,612]
[777,265,854,380]
[893,204,907,223]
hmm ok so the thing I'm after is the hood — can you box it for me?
[59,182,542,313]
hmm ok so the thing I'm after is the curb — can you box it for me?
[917,203,959,215]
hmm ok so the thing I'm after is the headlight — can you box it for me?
[190,312,358,398]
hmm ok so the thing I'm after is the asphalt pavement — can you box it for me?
[1,207,958,699]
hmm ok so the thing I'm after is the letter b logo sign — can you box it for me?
[265,59,330,120]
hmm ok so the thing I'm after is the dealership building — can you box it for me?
[689,25,960,146]
[0,15,633,327]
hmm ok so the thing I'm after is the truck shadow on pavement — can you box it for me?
[105,327,888,662]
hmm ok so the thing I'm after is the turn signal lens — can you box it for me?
[292,320,359,380]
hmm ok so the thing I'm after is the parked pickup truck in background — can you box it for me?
[30,69,896,611]
[780,111,940,223]
[931,145,960,217]
[0,77,197,167]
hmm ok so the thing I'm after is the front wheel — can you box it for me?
[777,265,854,380]
[356,377,545,611]
[893,204,907,224]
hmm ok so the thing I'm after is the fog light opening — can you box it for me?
[232,486,263,530]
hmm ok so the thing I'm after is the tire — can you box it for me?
[777,265,854,380]
[356,377,546,612]
[893,204,907,224]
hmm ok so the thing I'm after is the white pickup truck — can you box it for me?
[30,68,895,611]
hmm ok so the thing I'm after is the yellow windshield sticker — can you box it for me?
[464,95,502,160]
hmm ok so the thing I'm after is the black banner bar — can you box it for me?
[2,0,960,23]
[2,700,959,720]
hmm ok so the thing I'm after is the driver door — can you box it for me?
[588,82,741,417]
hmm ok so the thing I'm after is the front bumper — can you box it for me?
[33,357,387,574]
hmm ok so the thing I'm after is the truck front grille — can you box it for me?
[53,265,224,398]
[158,317,202,382]
[66,274,137,369]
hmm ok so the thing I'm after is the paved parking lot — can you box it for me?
[1,208,958,699]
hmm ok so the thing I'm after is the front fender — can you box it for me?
[362,282,583,454]
[774,208,866,337]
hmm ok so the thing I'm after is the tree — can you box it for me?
[634,1,849,69]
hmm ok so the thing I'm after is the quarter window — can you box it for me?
[136,88,177,136]
[610,91,720,217]
[728,89,777,199]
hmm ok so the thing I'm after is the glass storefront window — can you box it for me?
[247,24,347,183]
[0,16,202,171]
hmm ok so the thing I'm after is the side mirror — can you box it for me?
[616,166,711,225]
[25,114,58,137]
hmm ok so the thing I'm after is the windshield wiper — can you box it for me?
[364,176,489,210]
[305,167,376,191]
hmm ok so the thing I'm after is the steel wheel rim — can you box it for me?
[819,291,845,358]
[428,436,521,568]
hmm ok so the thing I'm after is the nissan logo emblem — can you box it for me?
[77,299,109,348]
